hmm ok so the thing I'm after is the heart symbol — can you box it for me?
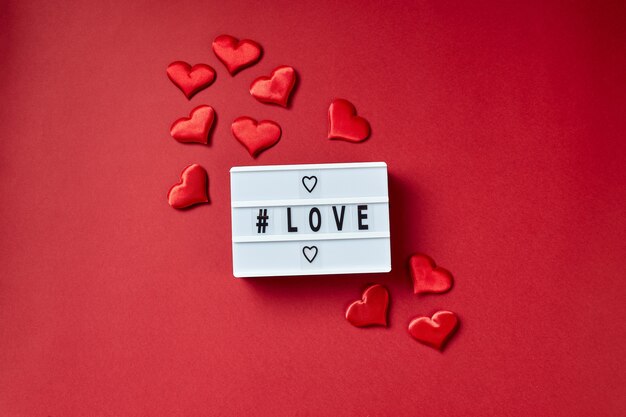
[231,117,281,157]
[166,61,216,99]
[249,65,297,107]
[212,34,262,75]
[302,246,318,263]
[301,176,317,193]
[328,98,371,143]
[408,311,459,351]
[409,253,454,295]
[345,284,389,327]
[169,105,215,145]
[167,164,209,209]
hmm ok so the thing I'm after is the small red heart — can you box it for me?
[408,311,459,351]
[345,284,389,327]
[212,34,262,75]
[409,253,454,295]
[231,117,281,157]
[328,98,371,143]
[249,66,297,107]
[170,105,215,145]
[167,164,209,209]
[166,61,216,99]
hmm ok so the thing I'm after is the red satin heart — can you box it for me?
[166,61,216,99]
[212,34,262,75]
[328,98,371,143]
[170,105,215,145]
[231,117,281,157]
[409,253,454,295]
[167,164,209,209]
[249,66,297,107]
[408,311,459,351]
[345,284,389,327]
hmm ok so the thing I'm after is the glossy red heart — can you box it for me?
[409,253,454,295]
[408,311,459,351]
[345,284,389,327]
[167,164,209,209]
[166,61,216,99]
[231,117,281,157]
[212,34,262,75]
[170,105,215,145]
[328,98,371,143]
[249,66,297,107]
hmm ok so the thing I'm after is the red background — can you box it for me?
[1,1,625,415]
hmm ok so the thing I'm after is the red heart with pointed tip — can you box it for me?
[166,62,216,99]
[167,164,209,209]
[231,117,281,157]
[212,34,262,75]
[409,253,454,295]
[408,311,459,351]
[250,66,296,107]
[170,105,215,145]
[345,284,389,327]
[328,98,371,142]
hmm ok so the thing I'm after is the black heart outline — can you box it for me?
[302,246,318,263]
[301,176,318,193]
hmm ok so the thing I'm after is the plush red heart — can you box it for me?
[328,98,371,143]
[231,117,281,157]
[167,164,209,209]
[170,105,215,145]
[408,311,459,351]
[409,253,454,295]
[345,284,389,327]
[166,61,216,99]
[212,34,262,75]
[249,66,297,107]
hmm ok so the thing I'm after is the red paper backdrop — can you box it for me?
[1,1,625,415]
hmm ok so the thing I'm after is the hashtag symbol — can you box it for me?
[256,208,269,233]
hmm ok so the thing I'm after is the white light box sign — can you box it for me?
[230,162,391,277]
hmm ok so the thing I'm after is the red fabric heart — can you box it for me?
[249,66,297,107]
[408,311,459,351]
[170,105,215,145]
[166,62,216,99]
[345,284,389,327]
[212,34,262,75]
[231,117,281,157]
[328,98,371,143]
[409,253,454,295]
[167,164,209,209]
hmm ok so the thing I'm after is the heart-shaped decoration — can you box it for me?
[249,65,297,107]
[166,61,216,99]
[167,164,209,209]
[212,34,262,75]
[231,117,281,157]
[169,105,215,145]
[408,311,459,350]
[302,246,318,263]
[409,253,454,295]
[345,284,389,327]
[301,176,317,193]
[328,98,371,143]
